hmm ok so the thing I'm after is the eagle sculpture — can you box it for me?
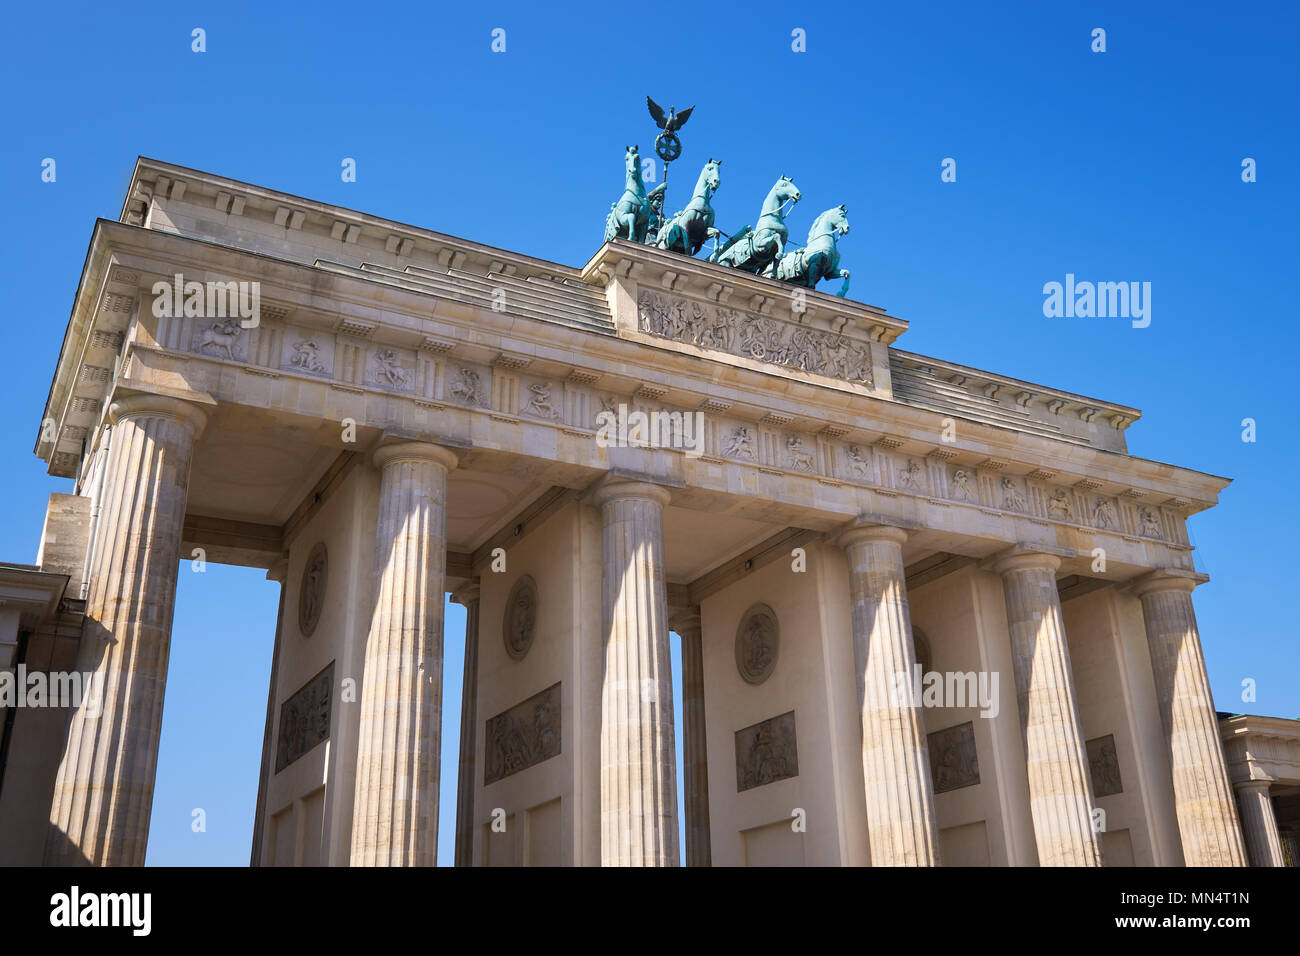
[647,96,694,133]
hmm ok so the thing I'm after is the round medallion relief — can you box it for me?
[735,603,779,685]
[298,542,328,638]
[503,575,539,661]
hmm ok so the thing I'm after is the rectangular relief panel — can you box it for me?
[927,720,980,793]
[1086,734,1124,798]
[484,682,562,784]
[735,711,799,792]
[275,661,334,773]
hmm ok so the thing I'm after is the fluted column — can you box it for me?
[594,480,678,866]
[672,608,711,867]
[993,549,1101,866]
[45,393,208,866]
[451,580,480,867]
[1234,780,1284,867]
[1134,569,1248,866]
[250,557,289,866]
[349,440,458,867]
[838,521,940,866]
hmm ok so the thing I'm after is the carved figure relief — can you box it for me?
[1000,476,1026,512]
[275,662,334,773]
[951,468,976,502]
[521,382,560,419]
[503,575,539,661]
[786,435,814,472]
[298,542,327,638]
[846,444,871,479]
[290,338,327,374]
[1138,507,1162,538]
[637,289,873,387]
[898,459,923,491]
[1047,488,1073,519]
[735,711,799,792]
[1093,496,1116,530]
[449,367,485,406]
[374,348,410,387]
[723,425,755,460]
[735,603,779,685]
[197,319,243,360]
[1086,734,1123,798]
[484,683,562,784]
[927,721,980,793]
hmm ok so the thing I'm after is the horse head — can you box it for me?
[810,204,850,242]
[698,158,721,195]
[773,175,801,206]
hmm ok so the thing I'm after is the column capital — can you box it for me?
[1233,777,1275,793]
[109,391,211,435]
[591,478,672,509]
[1130,567,1209,598]
[989,546,1062,577]
[450,580,481,607]
[834,519,908,550]
[668,606,702,639]
[265,556,289,584]
[372,438,460,472]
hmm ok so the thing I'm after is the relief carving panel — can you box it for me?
[927,721,980,793]
[735,603,779,685]
[735,711,799,792]
[484,682,562,784]
[298,542,327,638]
[1087,734,1123,797]
[503,575,539,661]
[637,289,874,387]
[275,661,334,773]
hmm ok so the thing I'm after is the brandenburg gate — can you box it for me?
[0,153,1260,867]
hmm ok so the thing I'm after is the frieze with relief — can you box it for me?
[1086,734,1123,797]
[447,365,487,407]
[637,289,874,387]
[484,682,561,784]
[275,662,334,773]
[927,721,980,793]
[735,711,799,792]
[369,347,413,391]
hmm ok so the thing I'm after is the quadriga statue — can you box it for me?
[711,175,801,274]
[764,204,851,298]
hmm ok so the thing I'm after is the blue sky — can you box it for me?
[1,1,1296,865]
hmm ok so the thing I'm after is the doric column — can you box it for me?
[46,393,209,866]
[451,580,480,868]
[671,607,711,867]
[1133,569,1248,866]
[250,557,289,866]
[1234,780,1284,867]
[349,440,458,867]
[992,549,1101,866]
[594,480,678,866]
[837,521,940,866]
